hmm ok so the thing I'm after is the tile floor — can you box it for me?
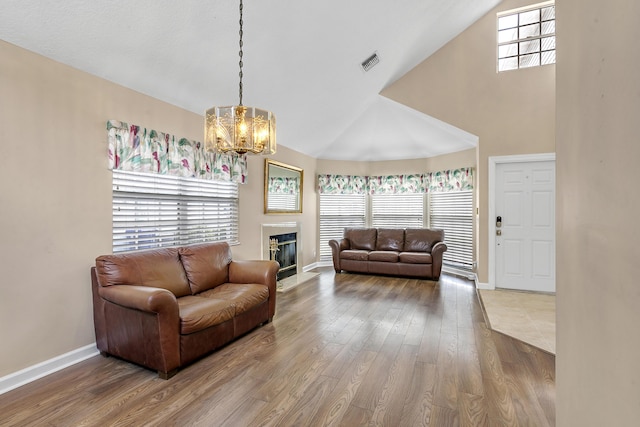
[478,289,556,354]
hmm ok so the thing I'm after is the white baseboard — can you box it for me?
[314,260,334,269]
[442,265,476,281]
[476,280,495,290]
[0,344,99,395]
[302,262,321,272]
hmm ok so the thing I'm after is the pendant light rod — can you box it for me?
[204,0,276,156]
[238,0,243,106]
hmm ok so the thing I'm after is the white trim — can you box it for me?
[497,0,554,17]
[442,265,476,281]
[488,153,555,290]
[303,262,320,272]
[476,280,495,290]
[0,344,99,395]
[316,260,334,269]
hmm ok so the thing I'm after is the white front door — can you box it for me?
[495,160,555,292]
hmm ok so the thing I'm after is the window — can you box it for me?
[318,193,366,262]
[429,190,474,268]
[319,191,475,269]
[266,193,298,211]
[112,170,239,253]
[371,194,424,228]
[498,2,555,72]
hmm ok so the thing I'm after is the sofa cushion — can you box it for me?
[404,228,444,252]
[369,251,399,262]
[376,228,405,251]
[95,248,191,297]
[399,252,433,264]
[344,228,377,251]
[200,284,269,315]
[340,249,370,261]
[178,296,236,334]
[179,242,232,294]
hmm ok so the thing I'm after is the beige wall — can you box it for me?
[556,0,640,424]
[0,39,317,377]
[238,146,318,264]
[317,148,475,176]
[382,0,555,284]
[0,38,473,379]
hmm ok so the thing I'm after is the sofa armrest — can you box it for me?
[430,242,448,280]
[328,238,349,272]
[99,285,178,314]
[229,260,279,319]
[94,283,180,377]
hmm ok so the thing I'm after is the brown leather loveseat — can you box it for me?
[329,228,447,279]
[91,241,279,379]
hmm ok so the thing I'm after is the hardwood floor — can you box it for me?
[0,269,555,426]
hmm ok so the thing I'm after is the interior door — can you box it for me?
[495,160,555,292]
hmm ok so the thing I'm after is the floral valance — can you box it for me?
[318,168,473,195]
[429,168,473,192]
[317,174,369,194]
[368,174,428,194]
[107,120,247,183]
[268,176,300,195]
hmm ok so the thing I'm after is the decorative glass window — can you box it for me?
[498,2,555,72]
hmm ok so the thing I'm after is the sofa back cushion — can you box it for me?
[344,228,377,251]
[404,228,444,252]
[179,242,232,294]
[376,228,405,251]
[95,248,191,297]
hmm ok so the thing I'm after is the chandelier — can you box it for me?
[204,0,276,155]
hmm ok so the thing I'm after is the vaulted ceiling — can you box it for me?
[0,0,502,160]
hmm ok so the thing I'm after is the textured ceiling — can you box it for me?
[0,0,501,160]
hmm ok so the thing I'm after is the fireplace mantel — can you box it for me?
[261,222,302,275]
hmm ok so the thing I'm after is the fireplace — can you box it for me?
[261,222,301,280]
[269,232,297,280]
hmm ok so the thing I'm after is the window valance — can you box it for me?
[317,174,369,194]
[318,168,473,195]
[268,176,300,195]
[107,120,247,183]
[368,174,428,194]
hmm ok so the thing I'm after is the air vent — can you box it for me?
[361,52,380,72]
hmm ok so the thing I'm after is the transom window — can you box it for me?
[498,2,555,72]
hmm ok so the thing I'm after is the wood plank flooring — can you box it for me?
[0,268,555,426]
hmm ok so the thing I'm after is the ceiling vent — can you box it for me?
[361,52,380,72]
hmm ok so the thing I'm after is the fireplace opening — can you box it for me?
[269,232,297,281]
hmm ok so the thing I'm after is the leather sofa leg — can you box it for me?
[158,369,178,380]
[99,351,110,358]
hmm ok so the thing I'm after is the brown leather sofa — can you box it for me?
[329,228,447,279]
[91,241,279,379]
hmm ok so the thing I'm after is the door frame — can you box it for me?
[488,153,556,290]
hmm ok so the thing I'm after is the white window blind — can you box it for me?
[112,170,239,253]
[319,193,366,261]
[267,194,298,211]
[429,190,474,268]
[371,193,425,228]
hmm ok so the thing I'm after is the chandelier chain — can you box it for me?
[238,0,244,106]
